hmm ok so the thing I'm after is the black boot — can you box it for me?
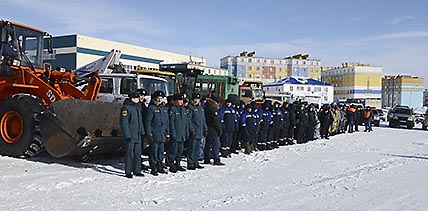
[157,163,167,174]
[169,161,178,173]
[244,142,251,154]
[151,167,158,176]
[176,161,186,172]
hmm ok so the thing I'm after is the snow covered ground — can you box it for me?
[1,123,428,211]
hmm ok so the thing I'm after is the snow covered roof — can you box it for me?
[264,76,332,87]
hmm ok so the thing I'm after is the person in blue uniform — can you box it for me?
[219,97,237,158]
[187,93,208,170]
[258,101,273,151]
[145,90,169,176]
[120,91,145,178]
[168,93,190,173]
[241,104,256,154]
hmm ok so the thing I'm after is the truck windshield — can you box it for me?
[11,25,44,68]
[253,89,263,98]
[140,78,168,96]
[395,108,412,115]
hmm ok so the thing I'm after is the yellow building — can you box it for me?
[321,62,382,108]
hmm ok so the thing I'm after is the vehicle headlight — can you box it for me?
[408,117,414,121]
[12,59,21,66]
[7,59,21,66]
[393,116,399,120]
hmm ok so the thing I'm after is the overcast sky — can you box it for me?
[2,0,428,84]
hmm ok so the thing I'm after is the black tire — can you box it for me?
[0,94,44,158]
[423,125,427,130]
[374,120,380,127]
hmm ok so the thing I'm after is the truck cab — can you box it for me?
[98,73,169,105]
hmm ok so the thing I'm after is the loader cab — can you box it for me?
[0,21,47,71]
[98,73,169,105]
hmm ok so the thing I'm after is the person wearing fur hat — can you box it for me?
[203,96,225,166]
[120,91,145,178]
[145,90,169,176]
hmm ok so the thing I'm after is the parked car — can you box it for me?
[422,111,428,130]
[414,113,424,124]
[371,109,385,127]
[388,105,415,129]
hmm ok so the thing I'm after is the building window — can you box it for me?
[270,60,274,64]
[241,58,244,62]
[279,68,282,72]
[270,75,274,79]
[307,87,311,92]
[256,66,260,70]
[256,74,260,79]
[297,86,304,91]
[262,75,266,79]
[248,74,252,78]
[270,67,274,72]
[290,86,294,91]
[248,66,252,70]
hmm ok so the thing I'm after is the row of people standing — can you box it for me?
[120,90,225,178]
[120,89,375,178]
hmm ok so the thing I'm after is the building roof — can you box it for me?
[264,76,332,87]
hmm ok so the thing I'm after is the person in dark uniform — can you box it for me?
[279,102,290,146]
[259,101,273,150]
[120,91,145,178]
[295,103,309,144]
[319,105,333,139]
[145,90,169,176]
[187,93,208,170]
[271,101,283,148]
[307,104,316,141]
[168,93,190,173]
[137,88,149,156]
[241,104,256,154]
[204,96,225,166]
[219,97,237,158]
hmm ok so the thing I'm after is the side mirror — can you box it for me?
[47,36,53,54]
[44,32,53,54]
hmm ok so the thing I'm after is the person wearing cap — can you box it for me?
[137,89,149,154]
[167,93,190,173]
[279,102,290,146]
[258,101,273,150]
[241,104,256,154]
[145,90,169,176]
[219,97,237,158]
[120,91,145,178]
[203,96,225,166]
[271,101,283,148]
[187,93,208,170]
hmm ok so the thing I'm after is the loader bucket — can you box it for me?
[40,99,124,158]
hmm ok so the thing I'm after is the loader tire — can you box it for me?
[0,94,44,158]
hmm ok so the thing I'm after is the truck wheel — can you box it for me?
[0,94,44,158]
[423,125,427,130]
